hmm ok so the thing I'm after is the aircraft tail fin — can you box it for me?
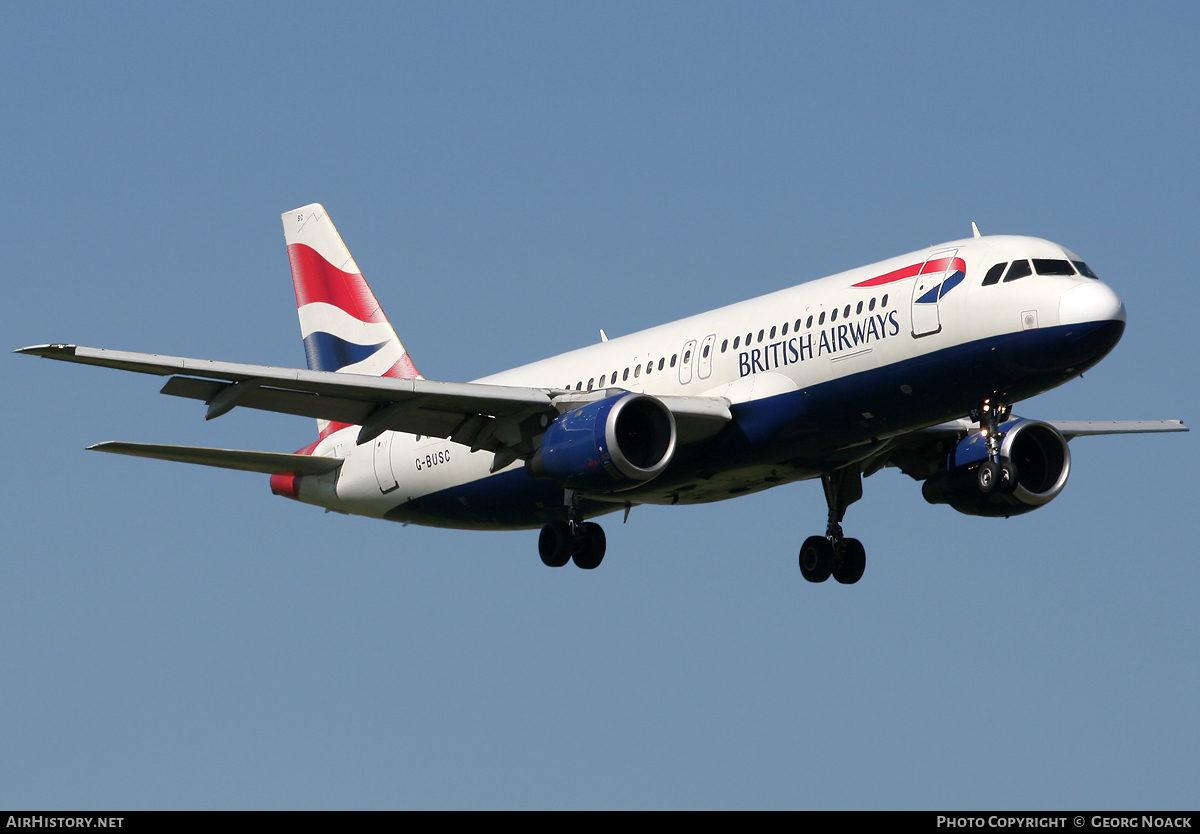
[282,204,421,380]
[282,204,421,437]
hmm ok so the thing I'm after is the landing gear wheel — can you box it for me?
[572,522,606,570]
[977,460,999,493]
[999,460,1019,493]
[538,521,573,567]
[799,535,834,583]
[833,538,866,584]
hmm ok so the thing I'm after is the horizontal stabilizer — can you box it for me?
[88,441,342,475]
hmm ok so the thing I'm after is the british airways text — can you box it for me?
[738,310,900,376]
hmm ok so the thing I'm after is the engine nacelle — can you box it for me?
[527,393,677,492]
[921,418,1071,517]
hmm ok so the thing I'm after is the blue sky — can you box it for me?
[3,2,1197,809]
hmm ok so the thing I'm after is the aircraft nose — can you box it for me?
[1059,281,1126,325]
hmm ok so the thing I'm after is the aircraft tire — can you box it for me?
[799,536,833,583]
[999,460,1019,493]
[977,461,999,493]
[833,538,866,584]
[572,522,606,570]
[539,521,573,567]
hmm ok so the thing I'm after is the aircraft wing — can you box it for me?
[18,344,732,455]
[868,416,1187,482]
[1041,420,1188,438]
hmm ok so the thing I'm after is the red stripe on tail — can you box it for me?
[287,243,388,323]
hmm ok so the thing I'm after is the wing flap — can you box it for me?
[89,441,342,474]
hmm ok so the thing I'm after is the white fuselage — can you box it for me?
[291,234,1126,528]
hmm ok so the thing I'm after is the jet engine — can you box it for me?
[921,419,1071,517]
[527,393,676,491]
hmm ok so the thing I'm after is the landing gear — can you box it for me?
[572,522,606,570]
[970,399,1018,494]
[538,490,607,569]
[538,520,573,567]
[978,460,998,493]
[799,466,867,585]
[799,535,833,582]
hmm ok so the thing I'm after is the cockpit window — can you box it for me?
[982,262,1007,286]
[1003,260,1032,282]
[1033,259,1076,276]
[1072,260,1099,279]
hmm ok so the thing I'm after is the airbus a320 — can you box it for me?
[18,205,1186,583]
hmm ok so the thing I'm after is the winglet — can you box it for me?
[15,344,78,358]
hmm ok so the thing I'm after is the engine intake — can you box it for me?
[527,393,677,491]
[922,419,1071,517]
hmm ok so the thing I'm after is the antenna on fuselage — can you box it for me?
[971,221,982,238]
[599,329,609,342]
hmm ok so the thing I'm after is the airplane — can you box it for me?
[17,205,1187,583]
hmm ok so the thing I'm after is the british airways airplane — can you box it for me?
[18,205,1186,583]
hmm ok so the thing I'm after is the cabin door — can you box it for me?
[910,248,957,337]
[373,432,399,493]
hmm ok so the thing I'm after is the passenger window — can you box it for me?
[587,378,594,391]
[782,322,789,336]
[746,333,752,345]
[634,364,641,378]
[757,330,764,343]
[645,362,652,375]
[843,304,851,318]
[881,294,888,307]
[684,350,691,363]
[1073,261,1099,279]
[702,344,710,358]
[1003,260,1032,282]
[622,368,629,381]
[670,355,677,367]
[721,339,728,353]
[658,358,664,371]
[806,315,813,328]
[831,308,838,322]
[856,301,863,315]
[982,262,1007,286]
[1033,259,1076,276]
[610,371,618,385]
[794,318,802,331]
[769,326,777,339]
[869,298,876,311]
[576,382,582,390]
[733,336,740,349]
[819,312,825,325]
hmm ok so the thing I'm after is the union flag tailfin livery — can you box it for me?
[19,204,1186,583]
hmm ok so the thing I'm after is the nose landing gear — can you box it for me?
[800,467,867,584]
[538,489,607,569]
[971,400,1018,493]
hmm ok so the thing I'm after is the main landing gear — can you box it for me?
[800,466,866,584]
[539,489,607,570]
[971,399,1017,495]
